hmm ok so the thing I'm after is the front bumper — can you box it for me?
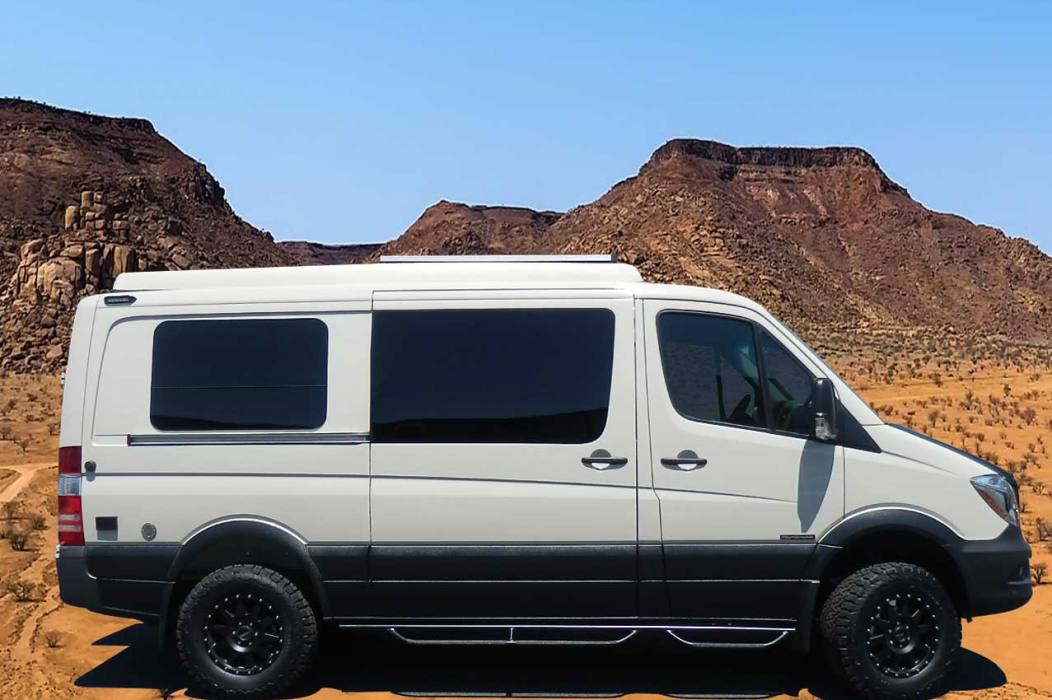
[946,525,1032,617]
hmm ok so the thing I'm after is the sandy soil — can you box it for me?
[0,468,18,495]
[1,349,1050,699]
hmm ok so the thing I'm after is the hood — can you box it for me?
[868,424,1013,488]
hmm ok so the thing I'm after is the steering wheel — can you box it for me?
[772,400,792,427]
[728,394,752,424]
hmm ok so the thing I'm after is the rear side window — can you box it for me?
[371,309,615,443]
[657,312,766,429]
[151,318,328,431]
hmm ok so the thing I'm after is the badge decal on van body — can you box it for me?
[780,534,816,541]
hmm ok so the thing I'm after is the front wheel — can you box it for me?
[176,564,319,698]
[819,562,960,699]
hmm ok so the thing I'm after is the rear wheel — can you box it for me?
[819,562,960,699]
[177,564,318,698]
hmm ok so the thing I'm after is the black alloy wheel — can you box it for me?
[177,564,318,698]
[865,589,941,679]
[204,590,287,676]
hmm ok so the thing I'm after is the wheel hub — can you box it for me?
[865,591,940,679]
[204,591,285,676]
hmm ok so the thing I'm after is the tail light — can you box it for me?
[57,446,84,546]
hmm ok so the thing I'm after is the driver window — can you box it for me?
[657,312,766,429]
[759,331,814,436]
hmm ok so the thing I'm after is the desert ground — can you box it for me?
[1,335,1050,699]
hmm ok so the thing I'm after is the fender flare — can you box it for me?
[804,507,963,581]
[163,518,330,620]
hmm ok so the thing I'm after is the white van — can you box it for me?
[56,255,1030,699]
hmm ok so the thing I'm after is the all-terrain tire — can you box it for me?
[819,562,960,700]
[176,564,319,698]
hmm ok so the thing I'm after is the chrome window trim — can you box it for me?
[126,432,369,446]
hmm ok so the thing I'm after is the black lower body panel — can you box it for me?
[58,545,170,623]
[361,544,638,619]
[662,542,815,622]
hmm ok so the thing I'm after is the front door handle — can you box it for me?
[661,450,707,471]
[582,449,628,470]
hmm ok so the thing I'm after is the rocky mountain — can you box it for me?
[379,139,1052,341]
[2,99,1049,372]
[0,99,295,370]
[278,240,382,265]
[380,201,563,257]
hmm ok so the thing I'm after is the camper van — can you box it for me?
[56,255,1030,699]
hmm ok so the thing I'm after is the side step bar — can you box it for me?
[351,624,794,649]
[387,626,637,646]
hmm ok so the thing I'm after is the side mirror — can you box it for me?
[812,377,838,442]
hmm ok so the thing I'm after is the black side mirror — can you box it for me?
[812,377,838,442]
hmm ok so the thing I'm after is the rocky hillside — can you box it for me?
[380,201,563,256]
[380,139,1052,341]
[2,99,1049,372]
[0,99,295,371]
[278,240,381,265]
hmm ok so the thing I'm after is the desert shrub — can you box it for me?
[1033,562,1048,586]
[6,527,30,551]
[26,512,47,531]
[1037,519,1052,542]
[44,631,62,648]
[5,579,37,602]
[1,500,19,521]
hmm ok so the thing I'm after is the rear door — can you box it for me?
[643,300,844,624]
[368,291,638,621]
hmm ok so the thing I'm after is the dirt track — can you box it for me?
[0,462,54,504]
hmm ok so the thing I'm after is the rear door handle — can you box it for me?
[582,449,628,470]
[661,450,707,471]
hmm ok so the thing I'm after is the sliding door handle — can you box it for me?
[661,450,707,471]
[582,449,628,470]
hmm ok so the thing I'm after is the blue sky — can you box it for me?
[4,1,1050,250]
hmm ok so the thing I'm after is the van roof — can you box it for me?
[113,255,644,291]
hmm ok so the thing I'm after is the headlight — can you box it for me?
[971,474,1019,526]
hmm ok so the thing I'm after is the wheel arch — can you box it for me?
[808,508,970,618]
[159,518,329,644]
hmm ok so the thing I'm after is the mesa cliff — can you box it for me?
[379,139,1051,341]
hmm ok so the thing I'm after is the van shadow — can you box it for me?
[76,624,1007,699]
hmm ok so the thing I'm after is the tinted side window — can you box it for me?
[371,309,615,443]
[151,318,328,431]
[760,331,814,436]
[657,313,766,429]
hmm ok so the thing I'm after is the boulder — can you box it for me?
[64,205,79,230]
[84,247,102,277]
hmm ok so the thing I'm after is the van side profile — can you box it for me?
[57,255,1031,699]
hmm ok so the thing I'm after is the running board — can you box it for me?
[386,626,637,646]
[667,627,793,649]
[358,624,794,649]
